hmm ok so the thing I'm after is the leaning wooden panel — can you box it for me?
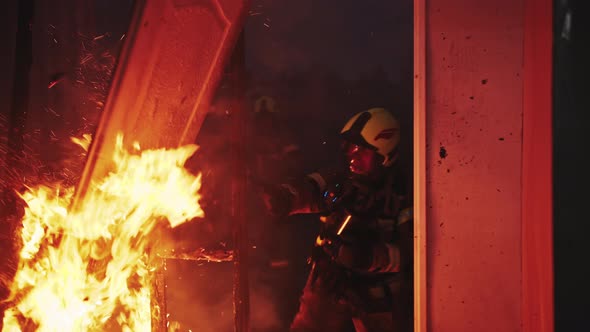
[72,0,249,209]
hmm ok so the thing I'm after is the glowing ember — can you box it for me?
[2,133,203,332]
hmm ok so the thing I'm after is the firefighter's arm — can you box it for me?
[327,213,413,273]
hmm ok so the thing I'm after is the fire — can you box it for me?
[2,133,203,332]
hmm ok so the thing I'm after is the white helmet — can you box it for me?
[340,108,400,167]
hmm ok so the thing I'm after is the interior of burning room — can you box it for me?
[0,0,413,331]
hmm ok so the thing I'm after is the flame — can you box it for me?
[2,133,203,332]
[70,134,93,152]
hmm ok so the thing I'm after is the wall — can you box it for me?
[426,1,523,331]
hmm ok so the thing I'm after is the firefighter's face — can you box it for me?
[343,143,379,175]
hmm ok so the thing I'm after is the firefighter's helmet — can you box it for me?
[340,108,400,168]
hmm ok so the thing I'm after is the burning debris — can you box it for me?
[47,73,66,89]
[1,1,251,330]
[158,248,234,263]
[2,133,204,332]
[73,32,118,110]
[0,114,43,202]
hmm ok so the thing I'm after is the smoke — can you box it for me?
[244,0,413,81]
[249,268,284,331]
[163,260,282,332]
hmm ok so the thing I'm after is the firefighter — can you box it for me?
[262,107,413,332]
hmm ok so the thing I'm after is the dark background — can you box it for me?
[553,1,590,331]
[0,0,413,331]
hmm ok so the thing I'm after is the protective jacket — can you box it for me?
[268,164,413,331]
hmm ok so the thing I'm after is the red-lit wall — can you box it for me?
[426,1,524,331]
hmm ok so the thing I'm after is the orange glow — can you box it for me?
[2,133,203,332]
[336,215,352,235]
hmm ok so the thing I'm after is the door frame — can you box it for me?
[522,0,554,331]
[413,0,427,331]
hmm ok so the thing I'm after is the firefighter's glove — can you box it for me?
[260,184,293,218]
[322,236,373,271]
[322,180,356,211]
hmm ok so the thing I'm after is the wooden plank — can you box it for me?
[150,259,168,332]
[71,0,250,210]
[66,1,250,331]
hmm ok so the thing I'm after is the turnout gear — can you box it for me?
[284,167,413,331]
[264,108,413,332]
